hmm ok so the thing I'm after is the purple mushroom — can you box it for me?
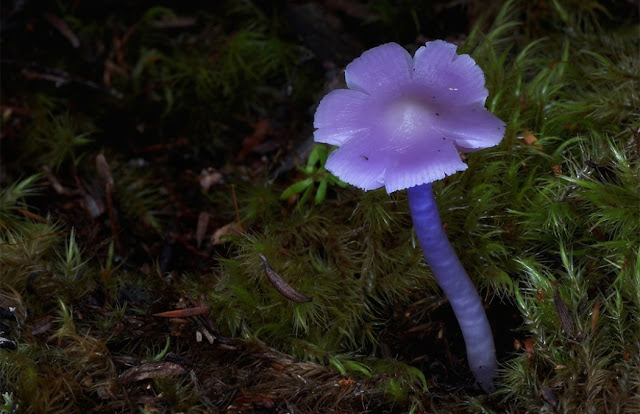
[313,41,505,391]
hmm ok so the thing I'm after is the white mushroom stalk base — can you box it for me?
[407,183,497,392]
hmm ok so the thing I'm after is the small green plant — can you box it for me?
[23,112,95,171]
[1,392,16,414]
[280,145,347,206]
[0,175,41,227]
[111,159,169,233]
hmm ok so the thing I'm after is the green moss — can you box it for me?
[207,187,442,359]
[18,111,95,172]
[110,158,169,234]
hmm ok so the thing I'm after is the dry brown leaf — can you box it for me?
[153,305,211,318]
[523,131,537,145]
[196,212,210,248]
[199,168,223,192]
[96,153,115,190]
[211,222,241,245]
[43,12,79,48]
[119,362,185,384]
[553,286,575,338]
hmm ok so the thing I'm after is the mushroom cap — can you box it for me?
[314,41,506,193]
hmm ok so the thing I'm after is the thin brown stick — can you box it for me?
[16,208,48,223]
[231,184,243,233]
[96,154,121,251]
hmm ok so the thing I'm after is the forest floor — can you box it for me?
[1,1,639,413]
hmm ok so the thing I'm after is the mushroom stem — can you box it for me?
[407,183,497,392]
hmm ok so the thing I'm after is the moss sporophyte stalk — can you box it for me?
[314,41,505,392]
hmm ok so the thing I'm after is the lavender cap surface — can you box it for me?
[314,40,505,193]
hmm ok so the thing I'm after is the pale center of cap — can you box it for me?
[382,97,436,140]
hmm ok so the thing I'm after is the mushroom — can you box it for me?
[313,41,505,392]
